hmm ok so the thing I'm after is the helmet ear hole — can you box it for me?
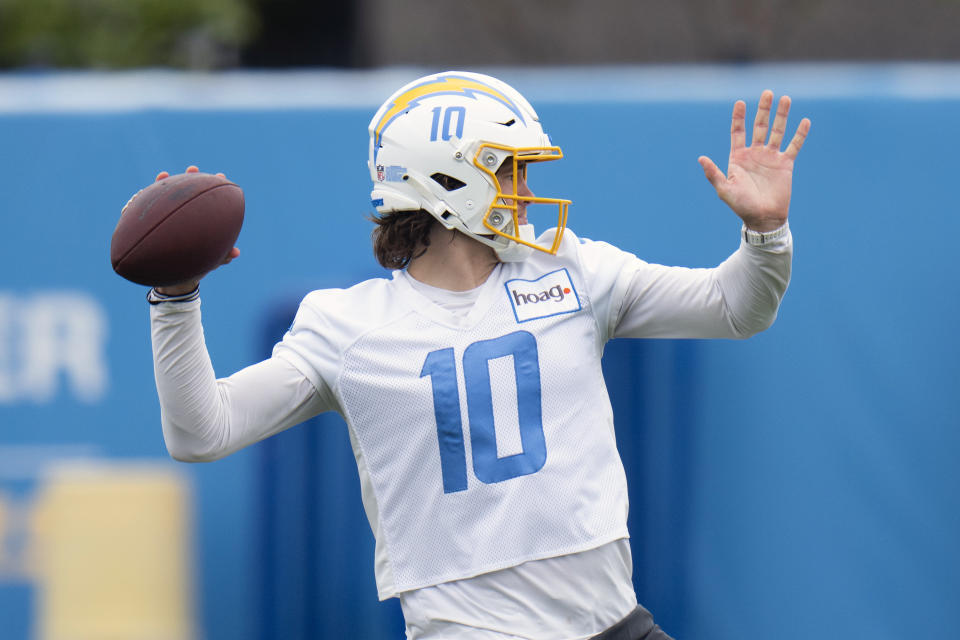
[431,173,466,191]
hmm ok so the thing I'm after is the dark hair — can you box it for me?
[369,209,437,269]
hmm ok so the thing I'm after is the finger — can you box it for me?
[752,90,774,145]
[186,165,199,173]
[222,247,240,265]
[783,117,812,160]
[698,156,727,192]
[155,171,170,182]
[730,100,747,151]
[767,95,791,149]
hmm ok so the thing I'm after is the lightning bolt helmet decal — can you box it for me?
[372,74,527,165]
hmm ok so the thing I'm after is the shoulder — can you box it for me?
[524,228,649,314]
[294,274,412,335]
[301,276,394,310]
[529,227,638,271]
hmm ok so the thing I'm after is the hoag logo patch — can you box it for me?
[505,268,581,323]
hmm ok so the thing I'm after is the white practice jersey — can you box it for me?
[152,224,791,638]
[271,226,792,599]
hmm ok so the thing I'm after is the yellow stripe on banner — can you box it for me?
[31,463,195,640]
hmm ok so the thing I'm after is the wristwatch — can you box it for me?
[742,223,789,246]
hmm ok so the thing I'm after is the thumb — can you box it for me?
[698,156,727,193]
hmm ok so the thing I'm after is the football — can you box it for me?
[111,172,244,287]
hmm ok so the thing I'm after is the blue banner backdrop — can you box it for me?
[1,65,958,639]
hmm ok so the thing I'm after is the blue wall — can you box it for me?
[1,65,958,639]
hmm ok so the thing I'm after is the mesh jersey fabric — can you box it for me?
[272,225,791,598]
[275,228,631,597]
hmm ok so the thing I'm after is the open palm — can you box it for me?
[699,91,811,232]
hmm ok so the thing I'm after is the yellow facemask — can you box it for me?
[474,143,571,256]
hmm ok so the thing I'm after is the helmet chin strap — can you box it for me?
[402,166,536,262]
[402,171,450,221]
[493,224,536,262]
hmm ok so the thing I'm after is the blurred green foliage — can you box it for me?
[0,0,258,69]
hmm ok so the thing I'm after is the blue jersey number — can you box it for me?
[420,331,547,493]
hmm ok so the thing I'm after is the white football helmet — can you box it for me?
[368,71,571,261]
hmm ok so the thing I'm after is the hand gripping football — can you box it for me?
[111,172,244,287]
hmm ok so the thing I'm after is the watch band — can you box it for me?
[742,223,789,246]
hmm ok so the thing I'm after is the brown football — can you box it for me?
[111,172,244,287]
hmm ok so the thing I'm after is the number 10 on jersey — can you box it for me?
[420,331,547,494]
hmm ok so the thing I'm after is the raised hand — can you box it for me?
[698,90,811,232]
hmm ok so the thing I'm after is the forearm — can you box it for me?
[150,296,327,462]
[713,224,792,337]
[151,297,223,460]
[612,224,792,339]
